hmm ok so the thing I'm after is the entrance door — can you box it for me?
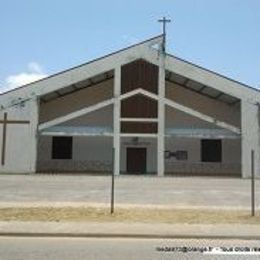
[127,147,147,174]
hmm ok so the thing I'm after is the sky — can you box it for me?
[0,0,260,93]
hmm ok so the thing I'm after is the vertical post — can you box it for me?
[1,113,7,166]
[157,49,165,177]
[251,149,255,217]
[31,97,40,173]
[111,66,121,213]
[113,66,121,176]
[111,148,115,214]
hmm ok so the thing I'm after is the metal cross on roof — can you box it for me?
[158,16,171,52]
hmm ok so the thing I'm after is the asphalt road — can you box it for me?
[0,174,259,208]
[1,237,260,260]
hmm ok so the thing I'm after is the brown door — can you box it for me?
[127,147,147,174]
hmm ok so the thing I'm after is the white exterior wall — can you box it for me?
[37,136,113,172]
[165,138,241,175]
[37,136,158,173]
[0,98,38,173]
[37,133,241,175]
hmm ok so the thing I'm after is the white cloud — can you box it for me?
[1,62,48,93]
[27,62,43,74]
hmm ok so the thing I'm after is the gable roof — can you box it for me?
[0,35,163,97]
[0,34,259,110]
[0,35,163,109]
[168,54,260,95]
[165,54,260,104]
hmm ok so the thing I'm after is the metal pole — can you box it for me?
[251,149,255,217]
[111,147,115,214]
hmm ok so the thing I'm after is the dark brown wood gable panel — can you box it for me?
[121,59,159,94]
[121,95,158,118]
[121,122,158,133]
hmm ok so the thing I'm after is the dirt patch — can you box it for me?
[0,207,259,224]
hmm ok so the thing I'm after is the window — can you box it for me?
[52,136,72,159]
[201,139,222,162]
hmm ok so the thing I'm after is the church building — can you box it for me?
[0,34,259,178]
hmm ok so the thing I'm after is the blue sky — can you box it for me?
[0,0,260,92]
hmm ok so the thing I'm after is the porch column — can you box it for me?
[29,97,39,173]
[157,54,165,176]
[113,66,121,175]
[241,100,260,178]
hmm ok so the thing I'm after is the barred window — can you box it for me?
[201,139,222,162]
[52,136,72,159]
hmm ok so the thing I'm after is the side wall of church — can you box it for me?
[0,98,38,173]
[165,81,241,127]
[39,79,113,123]
[37,136,113,173]
[37,136,157,173]
[37,80,114,172]
[164,138,241,175]
[165,81,241,175]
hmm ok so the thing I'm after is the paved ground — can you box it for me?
[1,237,260,260]
[1,221,260,239]
[0,174,259,209]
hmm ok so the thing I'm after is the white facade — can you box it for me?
[0,35,259,177]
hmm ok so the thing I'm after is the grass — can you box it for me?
[0,207,259,224]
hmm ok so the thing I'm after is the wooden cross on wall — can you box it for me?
[0,112,30,165]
